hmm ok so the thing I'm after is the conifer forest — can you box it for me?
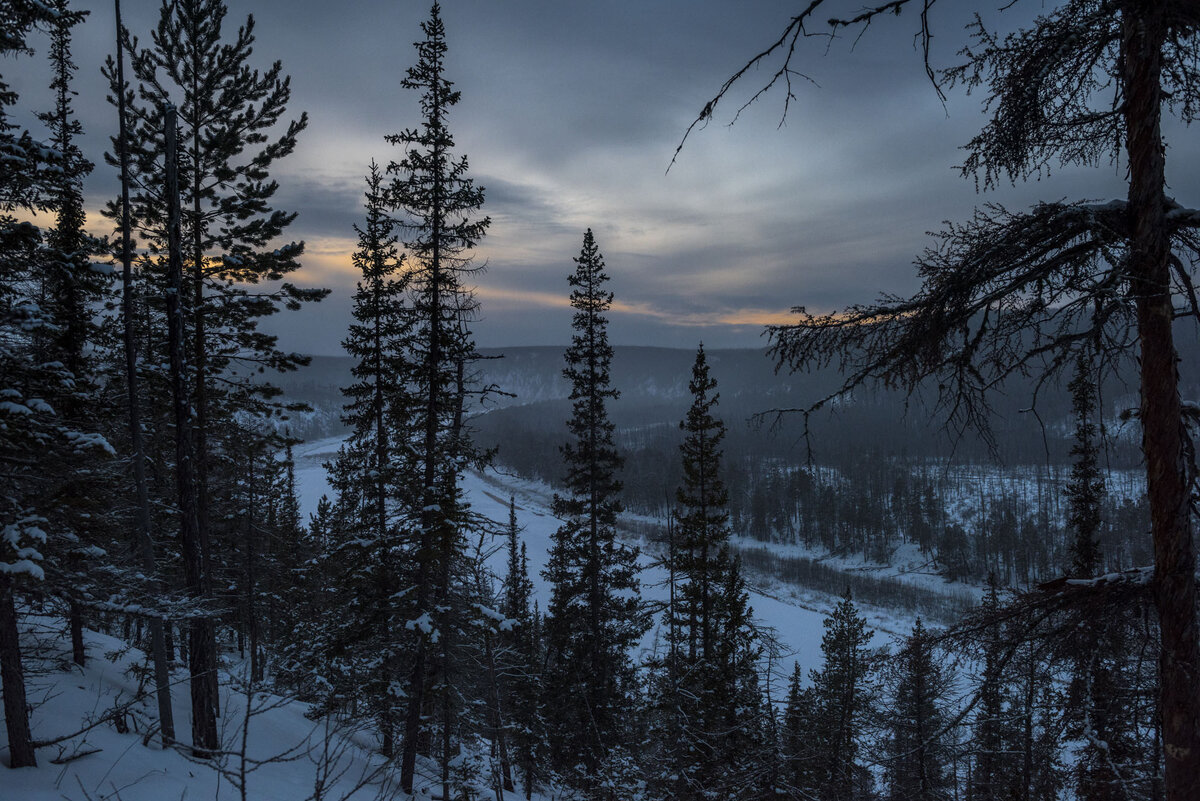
[4,1,1200,800]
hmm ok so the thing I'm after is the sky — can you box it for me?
[10,0,1198,354]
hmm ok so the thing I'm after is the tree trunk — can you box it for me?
[115,0,174,747]
[401,60,445,797]
[67,600,85,667]
[187,50,220,724]
[246,449,261,685]
[0,575,36,768]
[1122,6,1200,800]
[164,106,219,757]
[486,628,515,792]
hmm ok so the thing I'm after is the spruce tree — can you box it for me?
[781,661,819,797]
[31,0,114,674]
[114,0,323,475]
[319,160,415,754]
[109,0,324,672]
[37,0,103,386]
[499,498,545,798]
[712,553,767,796]
[110,0,175,747]
[1060,357,1151,800]
[386,4,490,792]
[543,228,644,797]
[969,577,1020,801]
[882,619,954,801]
[651,344,764,800]
[163,103,217,755]
[1066,353,1105,580]
[810,589,874,801]
[105,0,324,753]
[0,0,100,769]
[675,344,730,664]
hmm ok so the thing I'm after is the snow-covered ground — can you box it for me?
[298,435,917,651]
[5,618,408,800]
[4,435,914,797]
[293,436,871,671]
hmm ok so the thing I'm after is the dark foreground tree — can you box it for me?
[499,499,546,798]
[650,344,765,800]
[163,104,217,755]
[34,0,111,677]
[1065,354,1106,581]
[318,161,414,755]
[543,229,644,797]
[809,590,874,801]
[111,0,175,746]
[682,4,1200,797]
[109,0,322,755]
[968,577,1020,801]
[1,0,79,769]
[882,619,954,801]
[386,4,490,793]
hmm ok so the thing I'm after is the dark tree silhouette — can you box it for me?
[543,229,644,797]
[0,0,83,770]
[386,4,490,793]
[682,5,1200,797]
[111,0,175,747]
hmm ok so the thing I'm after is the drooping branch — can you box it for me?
[767,198,1200,442]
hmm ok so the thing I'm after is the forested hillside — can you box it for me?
[272,343,1185,587]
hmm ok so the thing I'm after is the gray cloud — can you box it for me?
[11,1,1199,356]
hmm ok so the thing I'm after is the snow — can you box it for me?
[2,619,411,798]
[0,559,44,579]
[0,400,35,416]
[292,435,896,677]
[65,431,117,456]
[465,470,892,681]
[292,435,345,518]
[405,613,435,635]
[2,433,927,796]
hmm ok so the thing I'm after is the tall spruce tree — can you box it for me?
[781,661,819,797]
[676,344,730,665]
[969,577,1020,801]
[111,0,174,746]
[385,4,490,793]
[163,103,219,755]
[499,498,546,799]
[810,589,874,801]
[882,619,954,801]
[33,0,113,674]
[105,0,323,754]
[1061,355,1152,800]
[0,0,61,769]
[650,344,764,800]
[543,228,644,797]
[319,161,415,755]
[115,0,322,511]
[37,0,102,387]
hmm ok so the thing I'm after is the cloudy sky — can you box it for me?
[11,1,1197,353]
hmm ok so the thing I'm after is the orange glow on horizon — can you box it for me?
[64,211,803,334]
